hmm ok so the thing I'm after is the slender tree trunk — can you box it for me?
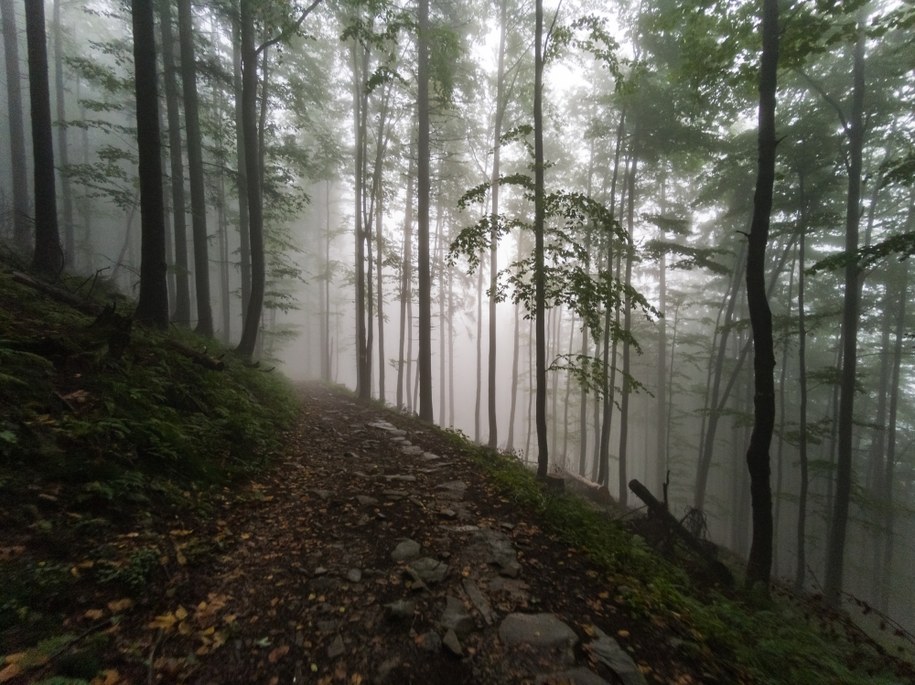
[506,281,520,450]
[131,0,168,327]
[2,0,30,253]
[416,0,433,421]
[533,0,548,478]
[52,0,73,267]
[794,170,810,591]
[474,263,484,442]
[177,0,212,336]
[25,0,62,275]
[159,0,191,325]
[235,0,265,360]
[824,17,866,608]
[618,154,637,507]
[232,19,251,312]
[397,150,415,407]
[350,38,369,396]
[322,181,333,381]
[656,176,668,492]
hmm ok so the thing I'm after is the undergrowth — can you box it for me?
[444,430,907,685]
[0,267,299,681]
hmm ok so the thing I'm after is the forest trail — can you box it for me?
[99,384,689,684]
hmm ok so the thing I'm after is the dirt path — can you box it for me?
[101,384,699,684]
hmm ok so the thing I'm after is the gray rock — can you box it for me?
[462,579,495,625]
[436,480,468,500]
[536,668,610,685]
[401,445,424,456]
[422,452,441,460]
[356,495,379,506]
[384,599,416,619]
[383,489,409,500]
[346,568,362,583]
[498,613,578,650]
[391,538,421,561]
[407,557,449,585]
[439,595,475,639]
[442,628,463,656]
[327,635,345,659]
[587,627,646,685]
[384,474,417,483]
[475,528,521,577]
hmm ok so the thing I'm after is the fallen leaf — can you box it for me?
[0,663,21,683]
[107,598,134,613]
[148,612,177,631]
[84,608,105,620]
[268,645,289,663]
[90,669,121,685]
[175,605,189,621]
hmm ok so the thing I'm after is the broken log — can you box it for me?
[12,271,103,316]
[166,340,225,371]
[628,478,733,586]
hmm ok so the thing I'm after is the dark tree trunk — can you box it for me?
[131,0,168,328]
[351,38,369,399]
[533,0,547,478]
[232,18,251,312]
[823,17,866,608]
[235,0,265,360]
[618,155,637,507]
[52,0,73,267]
[794,170,810,591]
[25,0,62,276]
[159,0,191,325]
[177,0,212,336]
[743,0,778,589]
[397,148,415,408]
[416,0,433,421]
[2,0,29,253]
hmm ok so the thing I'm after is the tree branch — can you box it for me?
[256,0,322,56]
[797,68,849,133]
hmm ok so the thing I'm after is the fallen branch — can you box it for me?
[12,271,103,316]
[628,478,733,587]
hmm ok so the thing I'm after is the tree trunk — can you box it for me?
[823,16,866,608]
[1,0,30,253]
[794,170,810,591]
[52,0,73,268]
[25,0,62,276]
[159,0,191,325]
[235,0,265,360]
[177,0,213,336]
[350,38,369,398]
[618,154,637,507]
[506,275,520,451]
[397,149,415,407]
[416,0,433,421]
[131,0,168,328]
[533,0,548,478]
[474,262,483,442]
[232,18,251,313]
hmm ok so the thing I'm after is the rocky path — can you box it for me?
[115,385,662,684]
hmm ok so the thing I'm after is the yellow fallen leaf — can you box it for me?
[617,629,630,638]
[148,612,177,631]
[107,598,134,613]
[90,669,121,685]
[175,605,189,621]
[2,652,27,665]
[84,608,106,620]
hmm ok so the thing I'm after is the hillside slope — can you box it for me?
[0,269,912,684]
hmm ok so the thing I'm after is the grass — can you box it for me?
[442,431,909,685]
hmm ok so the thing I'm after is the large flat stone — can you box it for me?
[498,613,577,649]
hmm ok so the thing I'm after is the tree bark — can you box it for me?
[416,0,433,421]
[159,0,191,325]
[25,0,62,276]
[52,0,73,268]
[533,0,548,478]
[823,16,866,608]
[397,148,415,408]
[1,0,30,253]
[177,0,213,336]
[131,0,169,328]
[794,170,810,591]
[235,0,265,360]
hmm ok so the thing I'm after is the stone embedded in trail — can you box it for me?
[422,451,441,460]
[401,445,424,456]
[474,527,521,578]
[498,613,578,650]
[384,599,416,620]
[382,490,408,500]
[587,627,647,685]
[536,668,610,685]
[327,635,345,659]
[355,495,379,506]
[416,631,442,652]
[346,568,363,583]
[436,480,468,500]
[442,628,463,656]
[439,595,475,639]
[406,557,449,585]
[384,474,417,483]
[391,538,421,561]
[462,578,495,625]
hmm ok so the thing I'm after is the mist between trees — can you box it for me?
[2,0,913,636]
